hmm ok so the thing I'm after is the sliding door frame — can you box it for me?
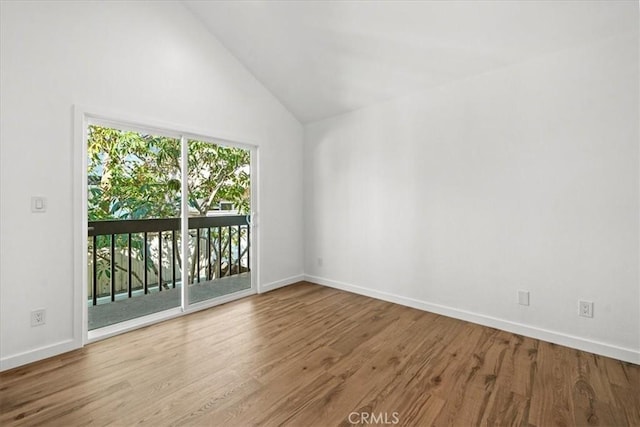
[73,105,260,346]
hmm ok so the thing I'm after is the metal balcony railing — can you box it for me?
[88,215,250,305]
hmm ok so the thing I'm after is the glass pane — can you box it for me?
[87,125,181,330]
[186,140,251,305]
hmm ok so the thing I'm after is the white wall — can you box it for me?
[1,1,637,371]
[304,33,639,363]
[0,1,304,370]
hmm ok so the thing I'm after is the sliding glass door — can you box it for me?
[85,122,253,333]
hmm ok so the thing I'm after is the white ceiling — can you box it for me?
[183,1,637,124]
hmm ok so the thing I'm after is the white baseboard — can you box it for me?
[5,274,635,372]
[260,274,305,293]
[0,338,81,372]
[304,274,640,365]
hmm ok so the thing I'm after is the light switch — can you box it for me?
[31,196,46,213]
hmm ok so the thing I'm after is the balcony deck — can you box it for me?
[88,273,251,330]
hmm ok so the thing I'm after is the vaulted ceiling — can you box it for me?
[183,1,637,124]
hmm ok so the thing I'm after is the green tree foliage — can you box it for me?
[187,141,250,216]
[88,125,250,220]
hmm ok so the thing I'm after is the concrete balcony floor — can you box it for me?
[88,273,251,330]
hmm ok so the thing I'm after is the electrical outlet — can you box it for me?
[579,301,593,318]
[518,290,530,306]
[31,309,46,326]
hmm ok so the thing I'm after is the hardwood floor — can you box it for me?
[1,282,638,426]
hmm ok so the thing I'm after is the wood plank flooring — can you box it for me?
[1,282,638,426]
